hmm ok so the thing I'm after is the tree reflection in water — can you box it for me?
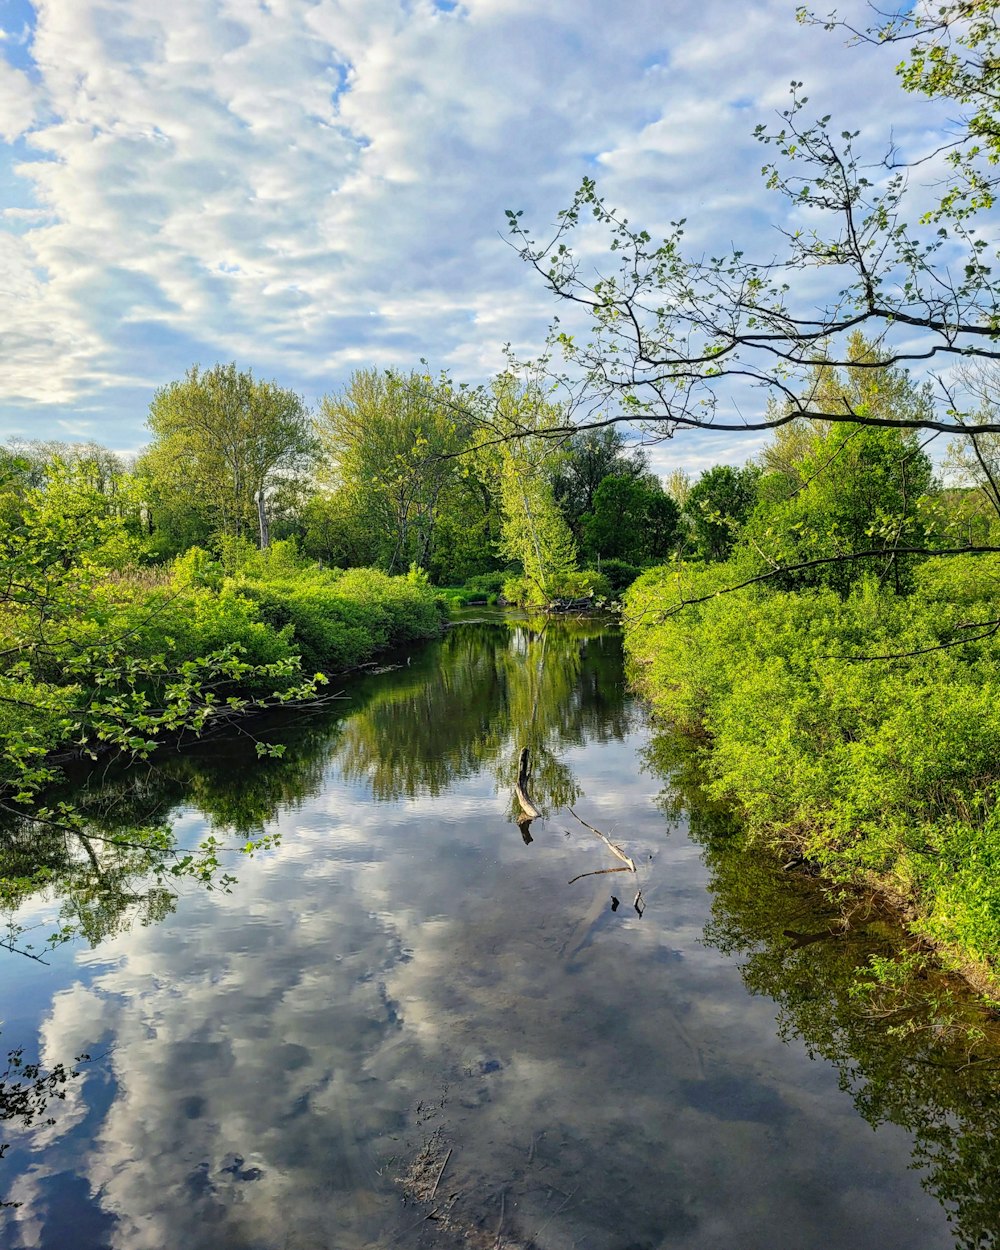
[2,620,1000,1246]
[336,619,634,816]
[644,729,1000,1250]
[0,619,631,957]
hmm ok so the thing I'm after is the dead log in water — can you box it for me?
[515,746,543,823]
[568,807,637,872]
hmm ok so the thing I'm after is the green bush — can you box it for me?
[229,563,441,671]
[590,559,641,597]
[623,555,1000,981]
[502,569,610,608]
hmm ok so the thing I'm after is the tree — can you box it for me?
[742,336,937,591]
[749,423,934,593]
[684,465,761,562]
[582,474,680,563]
[314,370,468,573]
[549,428,648,541]
[143,363,314,552]
[505,2,1000,457]
[499,456,578,596]
[476,373,582,601]
[944,359,1000,525]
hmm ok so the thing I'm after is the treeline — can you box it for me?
[623,337,1000,986]
[133,364,687,602]
[4,361,774,609]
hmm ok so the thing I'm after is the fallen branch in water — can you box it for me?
[567,807,636,872]
[430,1148,452,1199]
[495,1187,506,1249]
[567,865,633,885]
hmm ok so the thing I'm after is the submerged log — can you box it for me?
[515,746,543,823]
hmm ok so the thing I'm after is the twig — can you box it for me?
[567,866,633,884]
[533,1186,577,1240]
[394,1208,440,1242]
[430,1148,452,1199]
[495,1187,506,1249]
[567,808,636,871]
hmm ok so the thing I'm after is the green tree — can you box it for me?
[549,428,648,541]
[315,370,468,573]
[684,465,761,562]
[483,375,581,601]
[749,424,934,593]
[143,363,314,552]
[745,338,936,592]
[582,474,680,562]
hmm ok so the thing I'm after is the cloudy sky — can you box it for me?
[0,0,952,471]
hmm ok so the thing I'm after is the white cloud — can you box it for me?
[0,0,965,468]
[0,57,37,141]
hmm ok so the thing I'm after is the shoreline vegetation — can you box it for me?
[623,557,1000,1000]
[1,540,443,801]
[7,342,1000,1002]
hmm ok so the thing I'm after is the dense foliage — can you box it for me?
[0,451,442,920]
[625,554,1000,980]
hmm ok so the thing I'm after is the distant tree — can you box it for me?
[945,360,1000,525]
[142,363,314,552]
[315,370,467,573]
[582,474,680,562]
[663,469,692,509]
[481,373,581,598]
[684,465,761,562]
[549,428,648,539]
[745,342,937,592]
[748,425,935,594]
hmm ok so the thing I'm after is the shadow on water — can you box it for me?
[0,618,999,1248]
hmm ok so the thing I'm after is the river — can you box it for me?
[1,616,998,1249]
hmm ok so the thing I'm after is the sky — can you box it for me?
[0,0,960,475]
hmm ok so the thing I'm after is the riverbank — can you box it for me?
[623,556,1000,996]
[1,549,444,804]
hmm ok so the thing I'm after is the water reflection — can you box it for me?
[644,730,1000,1250]
[1,621,629,961]
[337,619,633,813]
[0,620,998,1250]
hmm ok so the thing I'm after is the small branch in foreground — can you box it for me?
[567,866,633,885]
[567,807,636,871]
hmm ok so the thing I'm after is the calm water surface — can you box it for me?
[1,617,998,1249]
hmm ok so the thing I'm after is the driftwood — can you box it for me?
[430,1148,452,1199]
[567,807,636,872]
[545,595,596,613]
[567,866,633,885]
[515,747,543,823]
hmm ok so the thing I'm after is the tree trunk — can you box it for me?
[256,489,270,550]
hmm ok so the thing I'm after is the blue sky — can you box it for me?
[0,0,961,474]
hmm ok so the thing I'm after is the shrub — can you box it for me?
[590,559,641,597]
[623,557,1000,980]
